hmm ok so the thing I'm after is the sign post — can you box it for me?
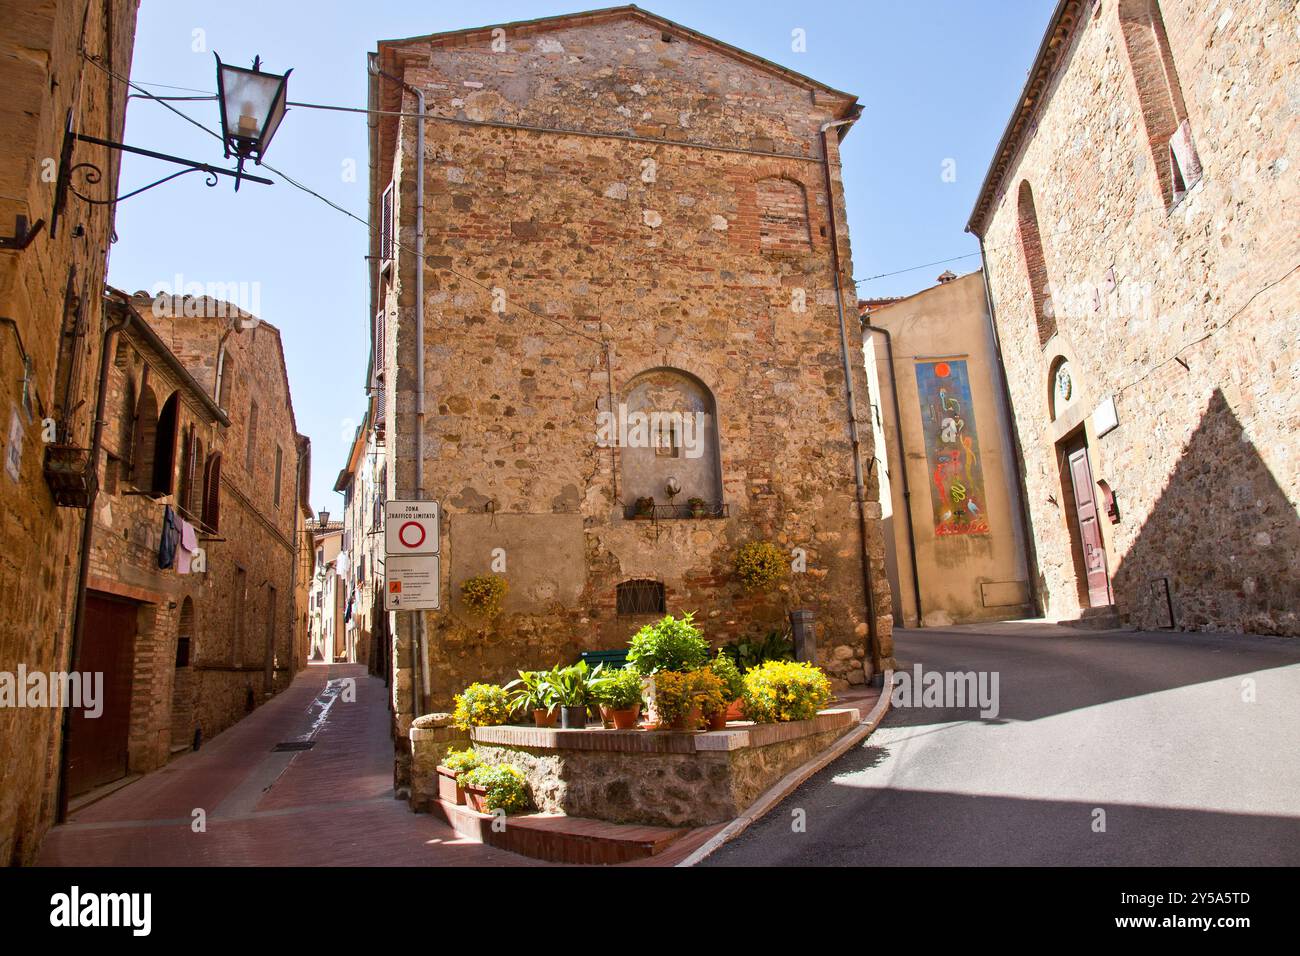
[384,500,440,610]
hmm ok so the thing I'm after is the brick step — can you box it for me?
[431,798,687,865]
[1059,606,1126,631]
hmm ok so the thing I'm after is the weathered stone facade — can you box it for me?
[971,0,1299,634]
[368,8,893,734]
[0,0,140,865]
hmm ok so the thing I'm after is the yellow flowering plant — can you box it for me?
[741,660,832,723]
[654,668,726,725]
[461,574,507,615]
[734,541,786,592]
[451,682,512,729]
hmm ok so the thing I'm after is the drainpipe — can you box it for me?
[976,238,1041,617]
[57,298,128,822]
[819,113,881,681]
[863,320,924,627]
[372,60,429,718]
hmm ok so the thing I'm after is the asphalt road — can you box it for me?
[704,622,1300,866]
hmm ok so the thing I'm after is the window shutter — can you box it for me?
[375,306,385,369]
[1169,119,1202,198]
[203,452,223,532]
[381,182,394,265]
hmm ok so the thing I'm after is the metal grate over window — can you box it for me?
[616,579,666,616]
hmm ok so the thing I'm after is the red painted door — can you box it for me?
[1067,445,1112,608]
[67,594,137,796]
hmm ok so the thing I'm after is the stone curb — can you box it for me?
[675,669,895,867]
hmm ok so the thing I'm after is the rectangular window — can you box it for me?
[245,400,259,474]
[273,444,283,505]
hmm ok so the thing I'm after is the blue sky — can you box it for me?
[108,0,1053,511]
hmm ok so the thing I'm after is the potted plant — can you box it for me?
[459,764,531,815]
[653,669,725,732]
[460,573,508,616]
[687,496,708,519]
[451,682,513,730]
[633,496,655,519]
[548,661,601,729]
[627,613,710,675]
[706,651,745,730]
[505,669,558,727]
[436,747,481,805]
[741,660,833,723]
[590,666,644,729]
[734,540,786,592]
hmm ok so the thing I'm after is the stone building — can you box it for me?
[0,0,140,865]
[61,290,311,803]
[368,4,894,746]
[335,405,388,676]
[307,518,346,662]
[862,271,1034,627]
[969,0,1298,633]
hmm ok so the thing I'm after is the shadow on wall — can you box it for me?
[1112,389,1299,636]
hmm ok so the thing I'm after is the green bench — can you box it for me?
[579,649,630,671]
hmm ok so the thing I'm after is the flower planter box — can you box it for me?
[436,765,465,805]
[463,783,490,814]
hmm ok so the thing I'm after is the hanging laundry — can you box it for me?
[158,505,180,570]
[177,518,199,574]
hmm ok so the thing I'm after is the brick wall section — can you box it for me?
[973,0,1299,633]
[0,0,140,865]
[372,11,893,723]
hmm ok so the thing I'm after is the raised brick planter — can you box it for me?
[465,707,861,828]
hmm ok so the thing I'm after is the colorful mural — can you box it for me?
[915,359,990,536]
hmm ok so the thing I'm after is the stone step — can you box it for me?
[432,798,688,864]
[1058,606,1127,631]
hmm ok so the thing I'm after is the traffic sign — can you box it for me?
[385,553,440,610]
[385,500,440,555]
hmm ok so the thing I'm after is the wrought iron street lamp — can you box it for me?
[215,54,292,190]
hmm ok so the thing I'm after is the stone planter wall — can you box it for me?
[408,713,469,811]
[467,708,858,827]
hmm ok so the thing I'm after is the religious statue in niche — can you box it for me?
[915,359,990,536]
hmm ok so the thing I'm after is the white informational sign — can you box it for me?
[384,500,440,555]
[385,553,440,610]
[1093,395,1119,437]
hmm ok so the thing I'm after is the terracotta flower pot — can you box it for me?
[609,703,641,730]
[669,706,701,732]
[463,783,489,814]
[726,698,745,721]
[532,707,557,728]
[436,766,465,805]
[705,709,729,731]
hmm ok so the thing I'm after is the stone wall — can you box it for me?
[372,10,894,720]
[973,0,1299,634]
[0,0,140,865]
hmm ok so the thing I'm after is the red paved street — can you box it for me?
[38,663,533,866]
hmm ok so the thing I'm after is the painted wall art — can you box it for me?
[914,359,990,536]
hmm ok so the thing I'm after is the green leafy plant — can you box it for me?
[687,496,707,518]
[590,666,644,709]
[627,613,709,675]
[634,496,655,517]
[741,660,832,723]
[505,669,557,715]
[734,541,786,591]
[546,661,602,707]
[707,650,745,702]
[653,669,727,725]
[461,574,507,615]
[441,747,481,775]
[451,682,512,729]
[722,629,795,672]
[459,764,531,814]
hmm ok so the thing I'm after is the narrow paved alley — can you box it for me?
[38,664,529,866]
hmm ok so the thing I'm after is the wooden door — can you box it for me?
[67,594,137,796]
[1066,445,1112,607]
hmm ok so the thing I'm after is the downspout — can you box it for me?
[372,60,429,718]
[863,320,924,627]
[976,237,1041,617]
[57,298,128,822]
[819,113,881,681]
